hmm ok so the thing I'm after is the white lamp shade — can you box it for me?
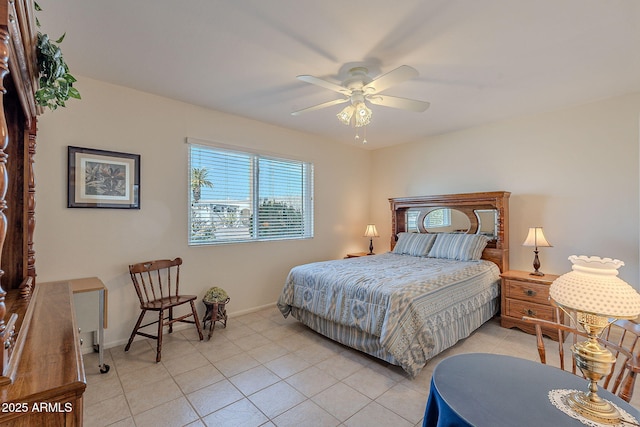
[549,255,640,318]
[522,227,552,247]
[364,224,379,238]
[337,105,354,125]
[354,102,372,127]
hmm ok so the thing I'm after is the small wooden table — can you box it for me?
[202,298,229,339]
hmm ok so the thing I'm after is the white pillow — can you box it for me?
[392,232,437,257]
[428,233,489,261]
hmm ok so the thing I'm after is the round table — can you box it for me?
[423,353,640,427]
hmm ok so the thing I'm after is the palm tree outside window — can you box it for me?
[191,167,213,203]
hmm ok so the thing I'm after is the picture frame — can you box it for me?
[68,146,140,209]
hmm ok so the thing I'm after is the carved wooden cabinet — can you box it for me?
[0,0,40,377]
[0,0,86,425]
[500,270,563,341]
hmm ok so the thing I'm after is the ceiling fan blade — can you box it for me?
[291,98,349,116]
[297,75,351,95]
[367,95,430,112]
[363,65,419,94]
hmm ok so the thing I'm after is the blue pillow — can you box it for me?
[392,232,437,257]
[428,233,489,261]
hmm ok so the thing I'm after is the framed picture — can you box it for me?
[68,146,140,209]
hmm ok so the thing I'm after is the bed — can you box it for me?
[277,191,510,377]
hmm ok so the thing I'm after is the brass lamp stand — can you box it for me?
[564,311,620,424]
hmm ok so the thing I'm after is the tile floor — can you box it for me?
[82,307,640,426]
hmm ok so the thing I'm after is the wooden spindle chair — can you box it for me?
[601,319,640,399]
[125,258,203,362]
[522,308,640,403]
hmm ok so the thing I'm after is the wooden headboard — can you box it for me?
[389,191,510,272]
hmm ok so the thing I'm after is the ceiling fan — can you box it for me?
[291,65,430,127]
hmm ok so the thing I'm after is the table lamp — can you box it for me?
[522,227,552,276]
[549,255,640,424]
[364,224,379,255]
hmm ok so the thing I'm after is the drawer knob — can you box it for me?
[523,309,537,317]
[525,289,537,297]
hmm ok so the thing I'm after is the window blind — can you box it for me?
[188,142,313,245]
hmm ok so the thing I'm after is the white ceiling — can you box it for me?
[39,0,640,149]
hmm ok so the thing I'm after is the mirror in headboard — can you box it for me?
[475,209,498,239]
[405,207,499,243]
[408,208,470,233]
[389,191,510,272]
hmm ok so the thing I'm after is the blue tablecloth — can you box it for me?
[423,353,640,427]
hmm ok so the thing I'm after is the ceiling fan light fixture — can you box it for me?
[354,102,371,127]
[296,64,428,137]
[337,105,355,125]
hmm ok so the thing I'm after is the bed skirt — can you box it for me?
[289,295,499,377]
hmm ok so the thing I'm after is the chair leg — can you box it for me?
[169,307,174,334]
[156,310,164,362]
[619,371,636,403]
[125,309,146,352]
[190,300,204,341]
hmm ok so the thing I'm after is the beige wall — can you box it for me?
[34,77,640,349]
[371,93,640,286]
[35,77,371,348]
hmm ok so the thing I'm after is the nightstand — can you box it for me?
[500,270,564,341]
[345,252,372,258]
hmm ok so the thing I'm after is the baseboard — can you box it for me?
[97,301,279,351]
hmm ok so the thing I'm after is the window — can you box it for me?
[188,141,313,245]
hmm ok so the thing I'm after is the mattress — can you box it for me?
[277,252,500,376]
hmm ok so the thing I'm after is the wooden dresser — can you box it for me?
[500,270,563,341]
[0,282,85,426]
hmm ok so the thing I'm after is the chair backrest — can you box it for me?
[522,310,640,403]
[601,319,640,399]
[129,258,182,306]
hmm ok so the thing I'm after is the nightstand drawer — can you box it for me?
[504,279,550,305]
[504,299,555,321]
[500,270,561,340]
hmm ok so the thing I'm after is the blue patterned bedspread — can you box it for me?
[277,252,500,376]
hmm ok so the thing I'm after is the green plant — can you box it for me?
[34,2,81,110]
[191,167,214,203]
